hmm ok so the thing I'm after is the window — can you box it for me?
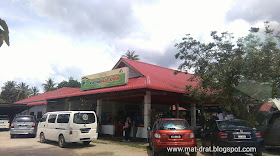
[73,113,95,124]
[57,114,70,123]
[158,120,190,130]
[48,114,57,123]
[14,117,34,122]
[41,114,48,122]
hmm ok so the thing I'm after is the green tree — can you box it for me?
[30,87,40,97]
[175,22,280,124]
[16,82,31,101]
[122,50,140,60]
[0,18,9,47]
[57,77,81,89]
[0,81,17,103]
[42,78,57,92]
[0,98,6,103]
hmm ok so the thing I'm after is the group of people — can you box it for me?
[122,116,141,142]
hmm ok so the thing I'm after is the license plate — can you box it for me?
[237,135,246,139]
[170,135,182,139]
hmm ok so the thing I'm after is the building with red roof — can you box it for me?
[14,58,202,138]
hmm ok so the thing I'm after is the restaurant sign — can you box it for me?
[81,67,129,91]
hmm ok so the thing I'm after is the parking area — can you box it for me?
[0,130,279,156]
[0,131,148,156]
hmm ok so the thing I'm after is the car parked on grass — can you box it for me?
[37,111,98,148]
[148,118,197,156]
[0,115,10,130]
[10,115,38,138]
[201,119,264,156]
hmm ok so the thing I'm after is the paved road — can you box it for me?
[0,131,279,156]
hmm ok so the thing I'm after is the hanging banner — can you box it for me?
[81,67,129,91]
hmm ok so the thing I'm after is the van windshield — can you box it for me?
[73,113,95,124]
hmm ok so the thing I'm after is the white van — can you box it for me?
[37,111,98,147]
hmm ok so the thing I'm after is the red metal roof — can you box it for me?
[27,101,48,106]
[14,87,80,104]
[259,102,274,112]
[14,58,199,104]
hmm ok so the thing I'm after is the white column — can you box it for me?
[97,100,102,123]
[176,103,179,118]
[144,91,151,138]
[191,103,196,128]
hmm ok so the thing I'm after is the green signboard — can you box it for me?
[81,67,128,91]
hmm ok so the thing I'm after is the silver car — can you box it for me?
[10,115,38,138]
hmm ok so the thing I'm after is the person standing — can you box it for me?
[133,116,140,141]
[123,117,132,141]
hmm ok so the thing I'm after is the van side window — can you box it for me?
[48,114,57,123]
[57,114,70,123]
[41,114,48,122]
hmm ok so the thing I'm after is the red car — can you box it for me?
[148,118,197,156]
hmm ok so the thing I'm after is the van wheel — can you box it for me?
[40,133,46,143]
[10,134,15,138]
[83,141,91,146]
[58,135,66,148]
[189,152,197,156]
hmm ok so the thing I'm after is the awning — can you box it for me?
[259,102,274,112]
[27,101,47,106]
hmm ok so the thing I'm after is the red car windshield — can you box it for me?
[158,120,190,130]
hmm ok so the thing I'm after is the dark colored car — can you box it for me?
[201,119,264,156]
[257,111,280,146]
[10,115,38,138]
[148,118,197,156]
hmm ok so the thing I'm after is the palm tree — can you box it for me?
[0,18,9,47]
[16,82,31,101]
[0,81,17,103]
[30,87,40,96]
[122,50,140,60]
[42,78,57,92]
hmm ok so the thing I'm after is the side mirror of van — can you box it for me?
[38,118,42,122]
[147,127,151,131]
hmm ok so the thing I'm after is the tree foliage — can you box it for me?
[0,18,9,47]
[0,81,38,103]
[57,77,81,89]
[122,50,140,60]
[175,22,280,123]
[30,87,40,97]
[42,78,57,92]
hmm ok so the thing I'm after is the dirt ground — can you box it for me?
[1,130,278,156]
[0,131,149,156]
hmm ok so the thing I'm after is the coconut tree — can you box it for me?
[16,82,31,101]
[30,87,40,96]
[42,78,57,92]
[0,18,9,47]
[0,81,17,103]
[122,50,140,60]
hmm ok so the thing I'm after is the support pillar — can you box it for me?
[176,103,179,118]
[97,100,102,123]
[191,103,196,128]
[144,91,151,138]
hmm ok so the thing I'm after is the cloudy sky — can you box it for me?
[0,0,279,92]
